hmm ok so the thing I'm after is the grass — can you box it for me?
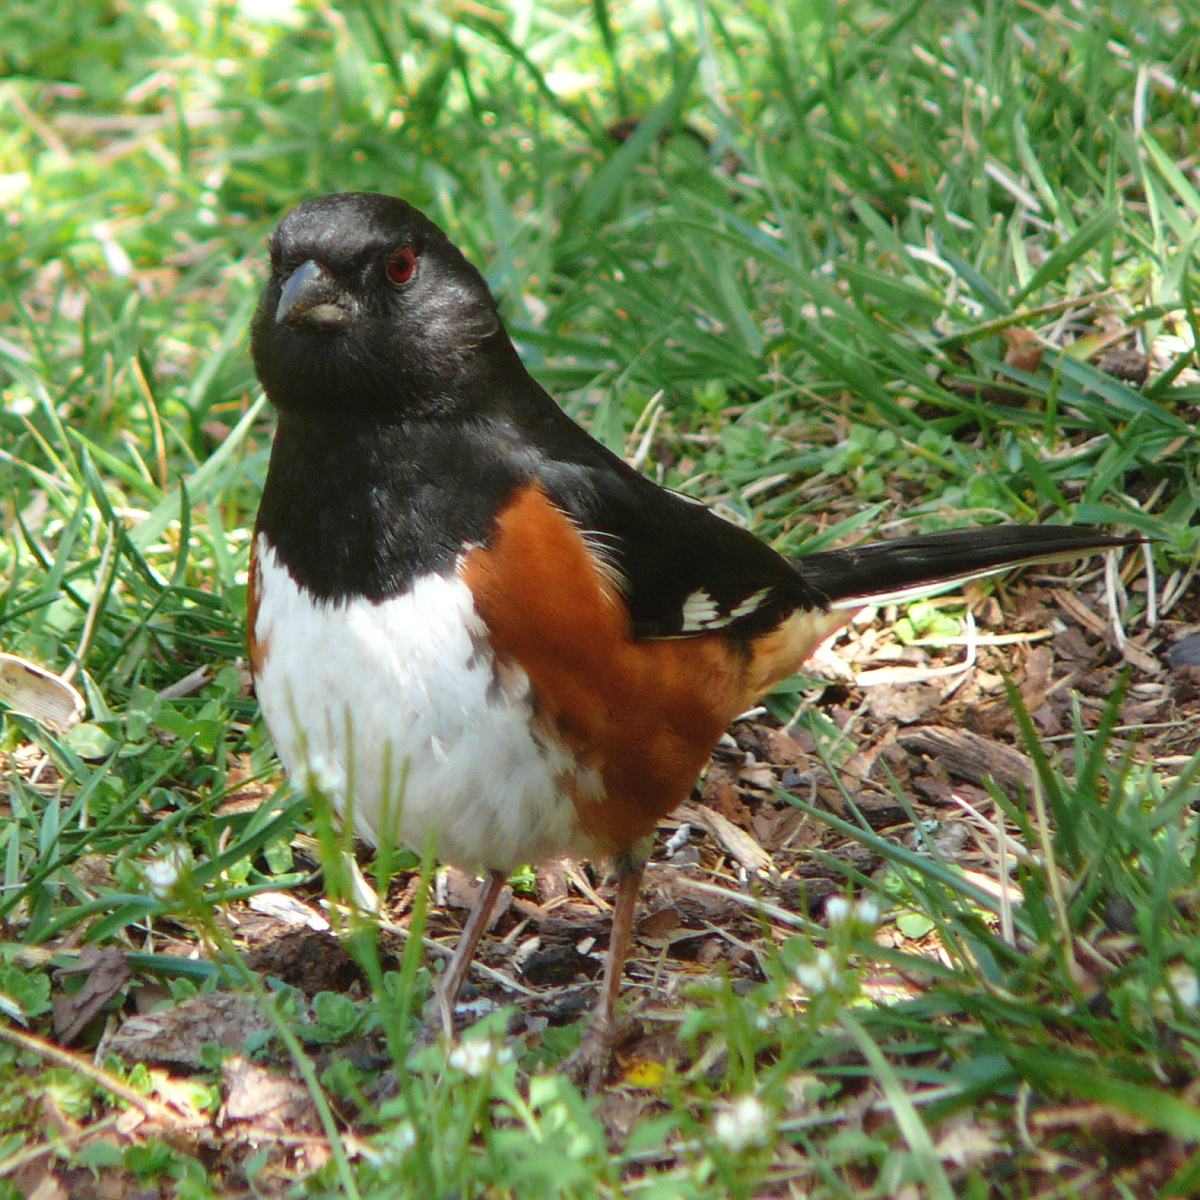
[2,0,1200,1195]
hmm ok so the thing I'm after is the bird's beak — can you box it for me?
[275,260,356,330]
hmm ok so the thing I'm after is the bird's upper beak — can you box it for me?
[275,260,357,330]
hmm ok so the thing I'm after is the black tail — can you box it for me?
[797,526,1144,610]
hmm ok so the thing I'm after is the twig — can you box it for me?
[0,1022,195,1127]
[855,611,977,687]
[565,862,611,912]
[0,1114,122,1180]
[158,665,213,700]
[1161,556,1200,616]
[1104,551,1127,650]
[670,875,821,934]
[378,920,536,996]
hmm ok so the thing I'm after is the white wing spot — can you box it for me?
[680,588,721,631]
[728,587,771,620]
[681,586,772,632]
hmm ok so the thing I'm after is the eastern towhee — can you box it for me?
[248,192,1139,1086]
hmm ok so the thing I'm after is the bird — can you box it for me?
[247,191,1140,1087]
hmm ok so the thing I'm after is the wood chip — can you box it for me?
[683,803,777,881]
[103,992,276,1068]
[1121,639,1162,675]
[1055,591,1110,639]
[536,859,570,904]
[897,725,1034,799]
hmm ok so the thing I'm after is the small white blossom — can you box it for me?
[712,1094,771,1152]
[304,753,346,800]
[391,1121,416,1152]
[447,1037,512,1077]
[1169,966,1200,1010]
[143,847,190,897]
[794,948,839,994]
[826,894,882,929]
[362,1119,417,1167]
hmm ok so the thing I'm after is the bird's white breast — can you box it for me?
[251,537,588,872]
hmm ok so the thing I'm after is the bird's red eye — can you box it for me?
[387,246,417,285]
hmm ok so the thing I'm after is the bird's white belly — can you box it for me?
[251,538,587,872]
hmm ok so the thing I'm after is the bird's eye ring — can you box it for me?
[387,246,417,286]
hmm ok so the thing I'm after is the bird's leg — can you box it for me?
[567,851,646,1092]
[430,868,507,1040]
[593,860,643,1034]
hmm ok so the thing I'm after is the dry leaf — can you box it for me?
[0,653,85,732]
[866,683,941,724]
[247,891,330,931]
[1003,326,1045,374]
[52,946,130,1045]
[220,1055,321,1135]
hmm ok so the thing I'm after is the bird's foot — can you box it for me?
[562,1013,640,1093]
[410,982,455,1052]
[563,1021,614,1094]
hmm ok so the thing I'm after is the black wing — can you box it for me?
[517,410,825,641]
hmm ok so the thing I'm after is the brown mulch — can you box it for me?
[9,557,1200,1198]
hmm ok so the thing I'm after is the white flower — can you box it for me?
[304,753,346,800]
[391,1121,416,1152]
[713,1094,771,1152]
[1168,966,1200,1010]
[447,1037,511,1077]
[794,949,839,994]
[826,894,882,929]
[361,1119,417,1167]
[143,847,190,897]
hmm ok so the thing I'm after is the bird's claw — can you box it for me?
[563,1022,615,1094]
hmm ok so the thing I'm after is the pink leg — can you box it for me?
[568,858,644,1091]
[433,868,507,1039]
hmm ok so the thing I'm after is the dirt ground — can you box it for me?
[12,551,1200,1198]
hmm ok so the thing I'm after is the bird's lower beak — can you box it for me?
[275,260,356,330]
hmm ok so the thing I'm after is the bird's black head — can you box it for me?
[251,192,509,420]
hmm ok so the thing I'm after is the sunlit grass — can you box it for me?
[1,1,1199,1195]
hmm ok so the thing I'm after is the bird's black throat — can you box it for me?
[256,409,523,604]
